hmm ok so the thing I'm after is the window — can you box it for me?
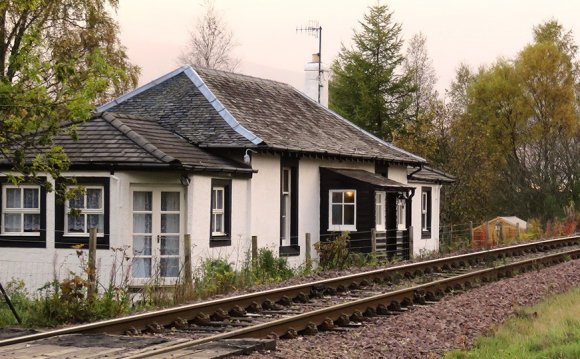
[280,167,291,245]
[0,180,46,248]
[65,186,104,235]
[397,199,406,230]
[375,191,386,231]
[421,188,432,237]
[2,186,40,234]
[210,179,231,246]
[211,187,225,236]
[329,190,356,231]
[55,177,110,249]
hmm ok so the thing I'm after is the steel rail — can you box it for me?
[0,234,577,348]
[122,247,580,358]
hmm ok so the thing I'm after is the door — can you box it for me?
[132,188,182,282]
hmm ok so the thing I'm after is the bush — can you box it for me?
[252,248,294,283]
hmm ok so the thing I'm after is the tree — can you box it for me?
[0,0,139,183]
[179,0,240,71]
[329,2,412,141]
[445,21,579,223]
[394,32,441,160]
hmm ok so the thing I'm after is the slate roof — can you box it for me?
[2,112,252,173]
[322,168,412,190]
[98,66,426,165]
[407,166,455,184]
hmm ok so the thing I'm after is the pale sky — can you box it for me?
[115,0,580,96]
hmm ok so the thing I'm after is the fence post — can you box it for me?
[408,226,414,258]
[183,234,192,288]
[251,235,258,267]
[485,221,491,247]
[88,227,97,300]
[450,224,454,244]
[371,228,377,253]
[0,282,21,324]
[305,233,311,261]
[469,221,474,243]
[305,233,312,270]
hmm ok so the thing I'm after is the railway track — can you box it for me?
[0,235,578,358]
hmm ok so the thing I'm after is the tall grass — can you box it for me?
[446,288,580,359]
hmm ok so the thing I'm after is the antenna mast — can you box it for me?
[296,21,323,103]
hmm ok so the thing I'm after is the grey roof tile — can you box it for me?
[98,66,426,164]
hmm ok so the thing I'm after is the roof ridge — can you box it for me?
[96,65,263,146]
[182,67,263,145]
[293,88,426,164]
[194,66,294,87]
[99,112,178,164]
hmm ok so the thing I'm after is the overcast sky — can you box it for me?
[115,0,580,96]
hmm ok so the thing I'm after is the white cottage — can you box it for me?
[0,66,452,289]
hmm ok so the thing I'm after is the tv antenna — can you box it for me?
[296,20,323,103]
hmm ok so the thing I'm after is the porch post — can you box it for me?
[408,225,414,258]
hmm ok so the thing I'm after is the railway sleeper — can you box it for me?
[318,318,335,331]
[246,301,262,313]
[301,322,319,335]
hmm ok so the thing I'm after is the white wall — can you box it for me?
[410,183,441,256]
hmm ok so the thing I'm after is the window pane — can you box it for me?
[213,213,224,233]
[344,204,355,225]
[132,258,151,278]
[69,193,84,209]
[86,189,102,209]
[160,235,179,255]
[67,214,85,233]
[133,235,152,255]
[283,169,289,193]
[133,213,152,234]
[344,191,355,203]
[331,204,342,225]
[133,192,152,211]
[161,214,179,233]
[331,192,342,203]
[87,214,104,233]
[23,214,40,232]
[23,188,39,209]
[375,204,382,225]
[161,192,180,211]
[6,188,20,209]
[4,214,21,232]
[160,257,179,277]
[216,189,223,210]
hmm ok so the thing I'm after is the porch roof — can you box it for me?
[323,168,412,191]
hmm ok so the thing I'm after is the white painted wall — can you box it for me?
[188,174,251,270]
[0,161,445,291]
[409,183,441,256]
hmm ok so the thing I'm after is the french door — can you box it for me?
[131,188,182,281]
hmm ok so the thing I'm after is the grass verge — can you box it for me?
[445,287,580,359]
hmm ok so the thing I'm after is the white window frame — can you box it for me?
[211,186,226,236]
[397,198,406,231]
[375,191,386,231]
[421,191,429,232]
[328,189,357,232]
[1,185,41,236]
[281,167,291,245]
[64,186,105,236]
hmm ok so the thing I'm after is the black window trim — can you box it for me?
[421,187,432,239]
[0,177,47,248]
[279,158,300,257]
[55,177,110,249]
[209,178,231,247]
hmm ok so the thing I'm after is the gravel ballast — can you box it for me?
[249,259,580,359]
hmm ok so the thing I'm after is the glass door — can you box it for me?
[132,188,182,282]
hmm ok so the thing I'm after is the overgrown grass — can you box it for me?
[0,248,297,327]
[445,288,580,359]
